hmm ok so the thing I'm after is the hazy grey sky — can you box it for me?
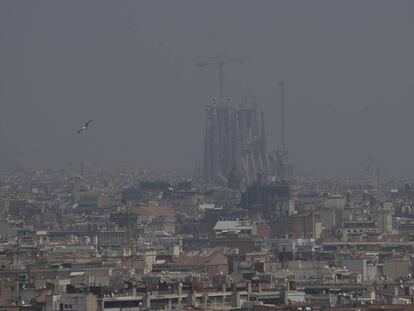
[1,0,414,176]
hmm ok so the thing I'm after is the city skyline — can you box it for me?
[3,2,414,310]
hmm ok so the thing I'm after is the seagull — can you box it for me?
[77,120,93,134]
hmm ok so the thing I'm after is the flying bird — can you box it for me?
[77,120,93,134]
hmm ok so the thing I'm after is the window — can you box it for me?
[104,301,121,308]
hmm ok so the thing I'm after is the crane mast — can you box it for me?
[278,81,286,153]
[197,55,281,100]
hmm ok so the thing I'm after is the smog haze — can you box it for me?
[1,0,414,177]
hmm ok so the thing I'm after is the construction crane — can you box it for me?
[278,81,286,153]
[365,156,373,179]
[196,55,281,99]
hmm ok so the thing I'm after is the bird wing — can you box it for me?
[77,128,83,134]
[85,120,93,127]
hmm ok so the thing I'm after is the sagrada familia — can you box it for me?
[202,99,292,186]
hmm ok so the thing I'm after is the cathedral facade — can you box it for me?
[202,100,289,186]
